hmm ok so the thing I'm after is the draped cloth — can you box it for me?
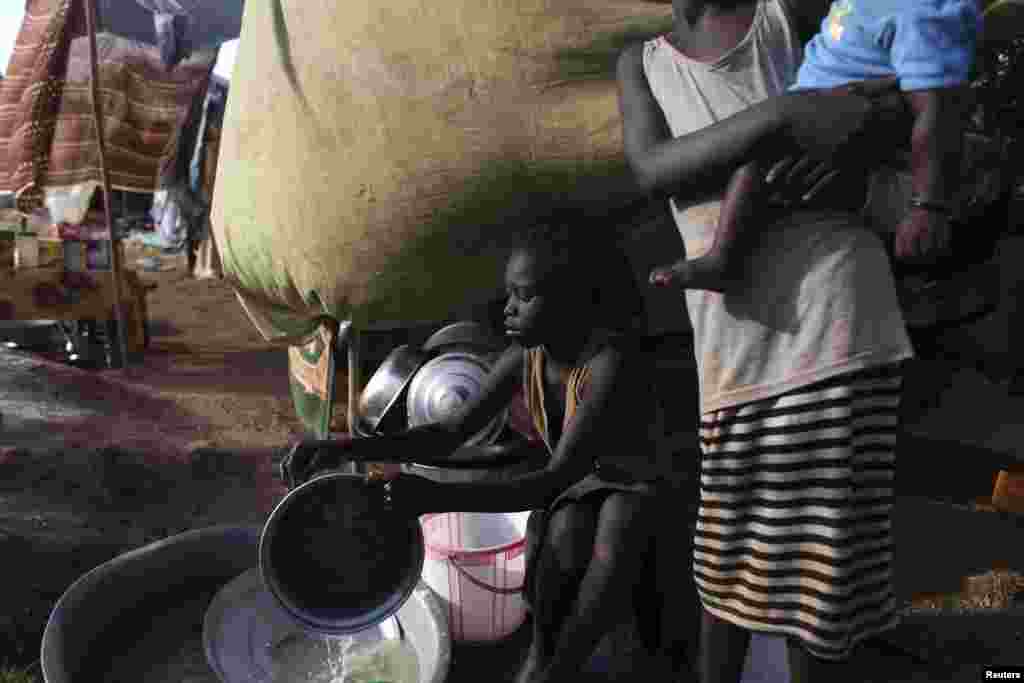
[0,0,216,223]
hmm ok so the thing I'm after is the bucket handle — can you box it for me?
[448,556,524,595]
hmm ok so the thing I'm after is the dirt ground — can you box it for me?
[2,241,1024,680]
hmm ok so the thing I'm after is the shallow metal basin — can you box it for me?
[40,524,450,683]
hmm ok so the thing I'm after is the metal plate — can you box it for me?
[422,321,504,356]
[406,352,507,447]
[357,344,429,434]
[203,567,400,683]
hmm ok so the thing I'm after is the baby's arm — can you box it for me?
[649,161,766,293]
[894,88,967,265]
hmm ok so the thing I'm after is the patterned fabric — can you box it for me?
[0,0,217,216]
[695,364,902,660]
[641,0,913,414]
[287,321,340,438]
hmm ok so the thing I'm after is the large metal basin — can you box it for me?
[41,524,450,683]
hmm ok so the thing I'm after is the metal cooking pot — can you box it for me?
[356,344,429,436]
[406,351,507,448]
[260,472,425,636]
[422,321,505,357]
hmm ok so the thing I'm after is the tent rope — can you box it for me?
[84,0,131,371]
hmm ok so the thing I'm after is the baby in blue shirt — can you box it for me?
[651,0,982,293]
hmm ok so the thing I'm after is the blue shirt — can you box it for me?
[792,0,981,92]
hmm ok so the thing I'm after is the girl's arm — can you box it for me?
[282,345,524,484]
[616,40,899,203]
[616,42,789,201]
[406,346,632,514]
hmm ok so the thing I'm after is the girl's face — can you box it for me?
[503,249,565,348]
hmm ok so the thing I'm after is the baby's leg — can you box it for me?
[651,161,765,293]
[541,491,655,679]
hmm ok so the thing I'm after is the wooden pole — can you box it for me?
[84,0,131,372]
[347,327,361,436]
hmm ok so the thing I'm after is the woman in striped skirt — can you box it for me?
[696,365,903,667]
[618,0,920,680]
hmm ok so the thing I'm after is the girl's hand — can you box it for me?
[780,77,903,162]
[769,78,909,207]
[279,436,358,489]
[764,155,840,207]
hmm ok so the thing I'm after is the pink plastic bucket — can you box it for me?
[420,512,530,643]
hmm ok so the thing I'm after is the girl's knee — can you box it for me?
[546,503,597,573]
[592,493,652,565]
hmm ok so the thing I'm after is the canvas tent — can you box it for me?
[0,0,242,224]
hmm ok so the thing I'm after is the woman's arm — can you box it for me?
[408,347,631,514]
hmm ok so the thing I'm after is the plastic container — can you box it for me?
[14,234,39,268]
[420,511,529,643]
[38,240,63,267]
[992,471,1024,514]
[85,240,112,270]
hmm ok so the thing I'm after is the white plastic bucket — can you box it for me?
[420,512,530,643]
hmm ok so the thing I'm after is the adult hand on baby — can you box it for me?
[895,208,952,267]
[780,77,903,163]
[765,155,838,207]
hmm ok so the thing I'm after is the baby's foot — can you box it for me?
[649,255,735,293]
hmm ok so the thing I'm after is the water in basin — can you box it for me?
[92,588,420,683]
[273,634,419,683]
[205,568,420,683]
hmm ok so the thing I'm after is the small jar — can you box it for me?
[14,234,39,269]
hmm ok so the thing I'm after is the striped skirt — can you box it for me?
[694,363,902,660]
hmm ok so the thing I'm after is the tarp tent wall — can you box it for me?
[0,0,240,224]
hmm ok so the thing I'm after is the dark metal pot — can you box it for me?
[259,472,425,636]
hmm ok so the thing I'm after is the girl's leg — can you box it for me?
[786,640,854,683]
[542,492,655,679]
[517,500,599,683]
[698,607,750,683]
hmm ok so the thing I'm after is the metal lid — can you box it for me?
[422,321,504,356]
[406,352,507,448]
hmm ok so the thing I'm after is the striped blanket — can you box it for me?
[0,0,216,216]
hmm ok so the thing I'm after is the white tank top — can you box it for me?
[642,0,912,414]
